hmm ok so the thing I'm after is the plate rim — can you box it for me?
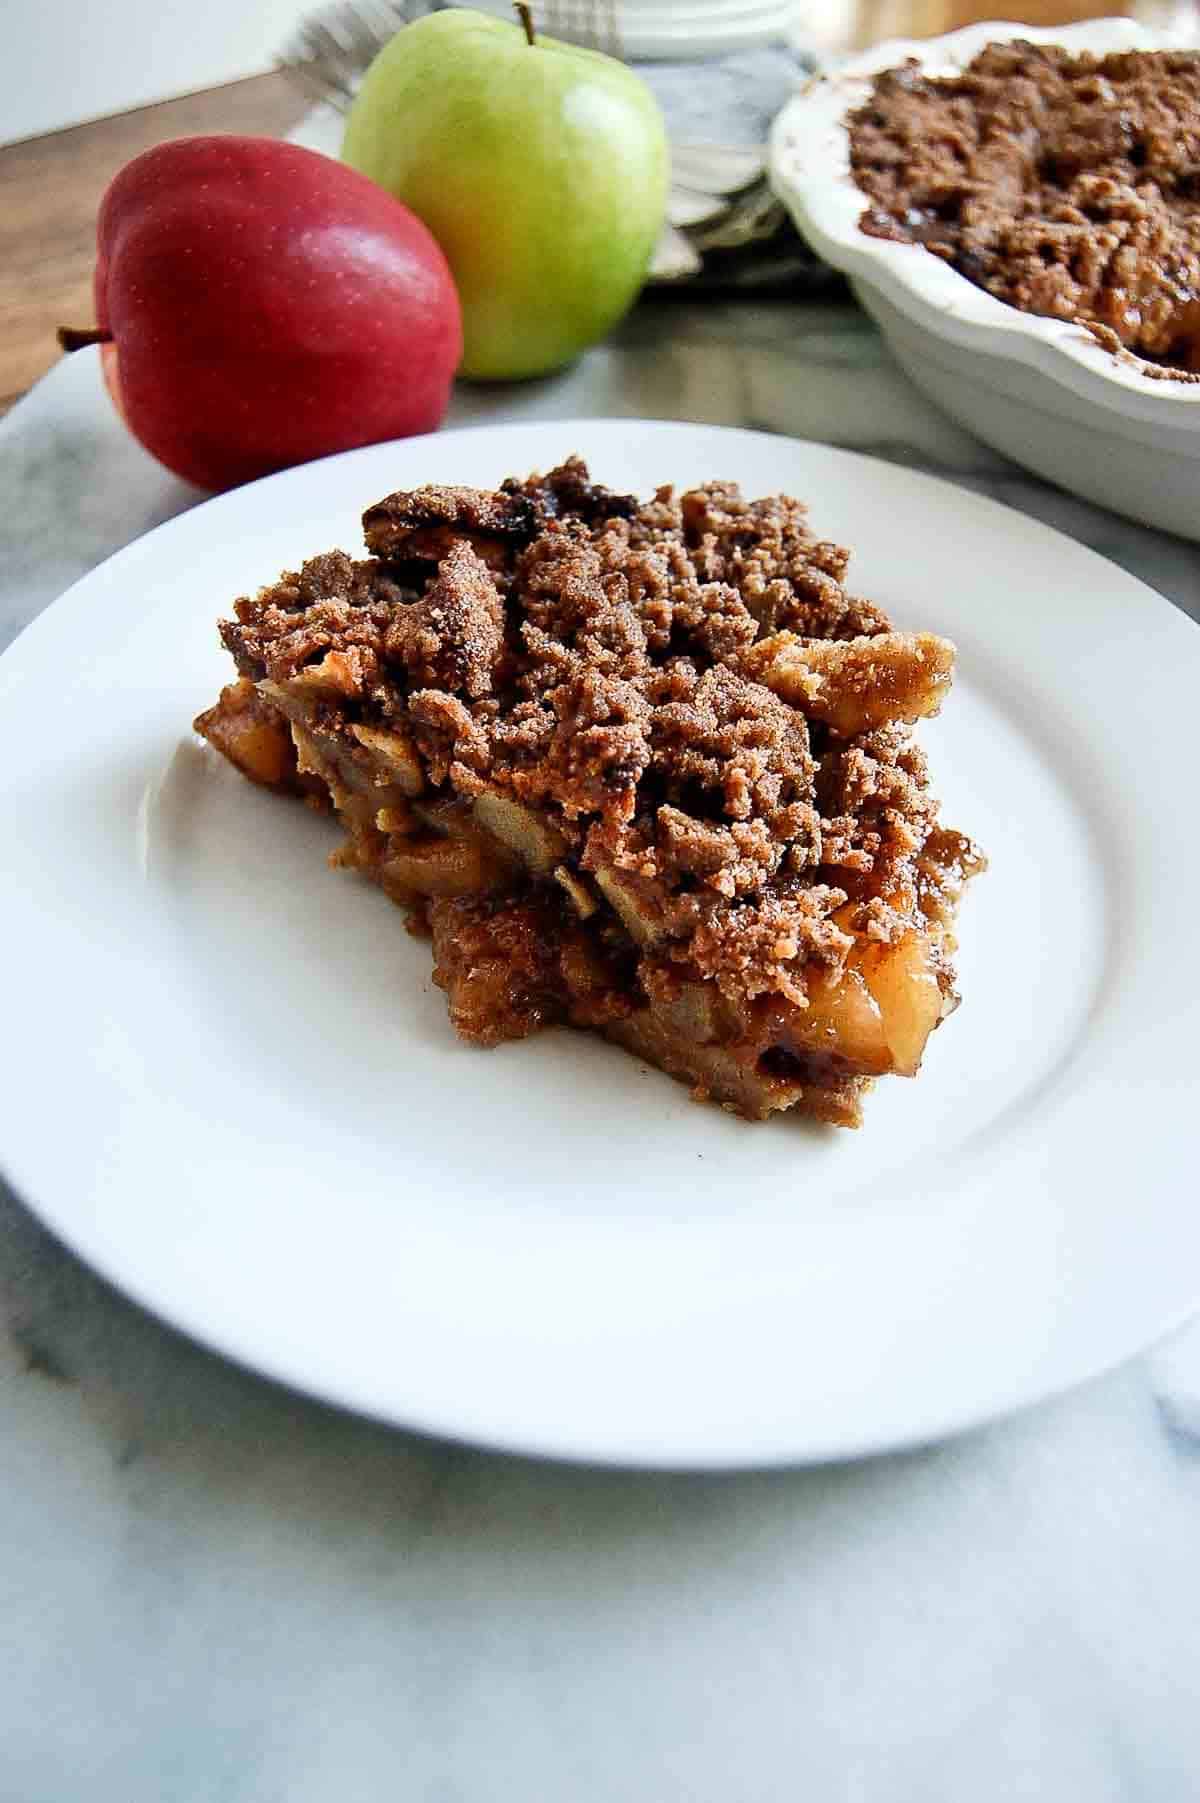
[3,416,1199,1469]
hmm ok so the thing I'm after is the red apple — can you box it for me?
[62,136,462,492]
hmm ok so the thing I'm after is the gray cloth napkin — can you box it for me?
[637,45,814,145]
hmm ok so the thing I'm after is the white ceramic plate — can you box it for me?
[3,419,1198,1468]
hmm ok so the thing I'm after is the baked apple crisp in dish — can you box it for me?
[196,458,983,1128]
[849,40,1200,377]
[770,20,1200,543]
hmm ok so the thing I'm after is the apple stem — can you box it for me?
[514,3,536,46]
[57,326,113,353]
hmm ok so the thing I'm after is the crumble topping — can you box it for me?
[202,457,983,1130]
[661,888,853,1009]
[383,542,505,699]
[849,42,1200,375]
[218,459,967,1013]
[362,460,638,566]
[680,482,890,638]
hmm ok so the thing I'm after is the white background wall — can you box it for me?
[0,0,315,146]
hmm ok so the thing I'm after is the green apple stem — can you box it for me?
[514,3,536,46]
[57,326,113,352]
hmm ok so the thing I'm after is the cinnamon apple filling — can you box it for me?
[196,459,984,1125]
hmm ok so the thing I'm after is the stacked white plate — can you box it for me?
[463,1,799,59]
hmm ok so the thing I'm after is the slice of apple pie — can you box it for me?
[196,458,984,1126]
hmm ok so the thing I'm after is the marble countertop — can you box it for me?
[3,298,1200,1802]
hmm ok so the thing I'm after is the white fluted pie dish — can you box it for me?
[771,19,1200,541]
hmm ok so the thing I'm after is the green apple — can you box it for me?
[342,9,669,380]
